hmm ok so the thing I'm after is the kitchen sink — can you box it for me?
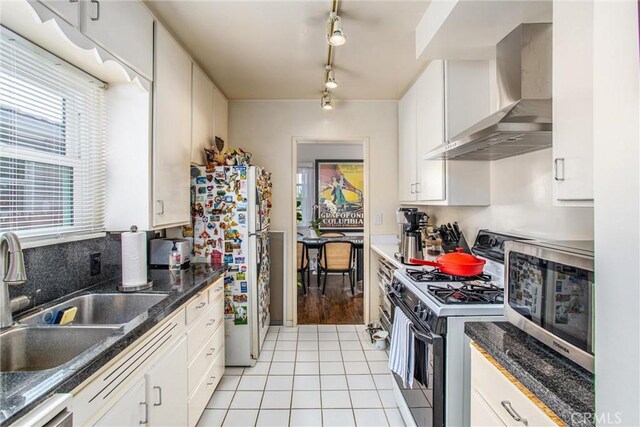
[0,326,118,372]
[19,293,168,326]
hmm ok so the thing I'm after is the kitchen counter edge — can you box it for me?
[370,243,403,269]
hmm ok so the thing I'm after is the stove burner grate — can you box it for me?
[405,268,492,283]
[427,282,504,305]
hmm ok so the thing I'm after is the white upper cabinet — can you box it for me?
[82,0,154,80]
[191,64,215,165]
[416,60,446,201]
[399,60,490,205]
[552,0,594,206]
[153,23,192,228]
[398,84,418,202]
[38,0,80,27]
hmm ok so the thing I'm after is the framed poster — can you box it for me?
[315,159,364,231]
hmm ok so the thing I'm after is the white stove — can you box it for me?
[387,230,525,427]
[392,256,505,318]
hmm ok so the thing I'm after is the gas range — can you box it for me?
[391,266,505,318]
[386,229,525,427]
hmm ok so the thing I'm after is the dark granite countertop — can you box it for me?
[466,321,595,427]
[0,263,225,426]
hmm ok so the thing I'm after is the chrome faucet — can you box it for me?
[0,232,27,328]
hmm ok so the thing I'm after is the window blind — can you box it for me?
[0,26,107,240]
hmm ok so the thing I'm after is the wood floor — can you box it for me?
[297,272,364,324]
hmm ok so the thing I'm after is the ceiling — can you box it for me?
[145,0,430,100]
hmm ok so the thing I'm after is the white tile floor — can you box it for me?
[197,325,405,427]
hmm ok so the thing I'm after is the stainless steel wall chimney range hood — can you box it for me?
[426,23,552,161]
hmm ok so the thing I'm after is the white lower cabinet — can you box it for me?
[94,377,147,427]
[470,343,560,427]
[187,279,225,426]
[471,389,507,427]
[73,277,224,427]
[146,337,189,427]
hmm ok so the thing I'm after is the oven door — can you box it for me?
[388,293,445,427]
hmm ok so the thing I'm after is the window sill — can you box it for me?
[20,232,107,249]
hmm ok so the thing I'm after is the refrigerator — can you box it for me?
[191,165,273,366]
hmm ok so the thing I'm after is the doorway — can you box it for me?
[292,139,368,325]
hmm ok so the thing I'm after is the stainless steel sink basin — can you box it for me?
[0,326,118,372]
[20,293,168,326]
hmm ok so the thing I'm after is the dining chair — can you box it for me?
[316,231,346,287]
[297,241,310,295]
[318,241,355,297]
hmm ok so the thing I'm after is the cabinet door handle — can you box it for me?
[207,376,216,386]
[207,347,216,356]
[69,0,78,3]
[157,200,165,214]
[139,402,148,425]
[90,0,100,21]
[501,401,528,425]
[153,386,162,406]
[207,318,216,326]
[415,182,422,193]
[195,301,206,309]
[554,158,565,181]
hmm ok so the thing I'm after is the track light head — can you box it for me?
[324,65,338,89]
[327,13,346,46]
[321,90,333,110]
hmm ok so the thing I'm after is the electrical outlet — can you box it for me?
[375,213,383,225]
[90,252,101,276]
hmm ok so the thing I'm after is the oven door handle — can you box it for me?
[409,323,434,344]
[388,291,436,344]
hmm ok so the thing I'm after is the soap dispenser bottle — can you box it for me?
[169,241,181,271]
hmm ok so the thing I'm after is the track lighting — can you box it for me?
[327,13,346,46]
[324,65,338,89]
[321,90,333,110]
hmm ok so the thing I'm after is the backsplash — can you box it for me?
[8,235,122,310]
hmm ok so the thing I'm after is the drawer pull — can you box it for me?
[195,302,206,309]
[140,402,148,425]
[207,319,216,326]
[153,386,162,406]
[207,347,216,356]
[215,286,223,292]
[207,376,216,386]
[501,401,528,426]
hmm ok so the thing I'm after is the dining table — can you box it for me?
[297,235,365,282]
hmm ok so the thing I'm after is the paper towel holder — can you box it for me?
[117,280,153,292]
[118,225,153,292]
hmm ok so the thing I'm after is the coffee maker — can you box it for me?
[395,208,429,265]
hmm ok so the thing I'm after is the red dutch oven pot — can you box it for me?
[409,248,486,276]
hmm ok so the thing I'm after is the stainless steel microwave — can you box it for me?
[504,240,594,373]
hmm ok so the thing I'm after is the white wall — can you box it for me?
[593,1,639,425]
[230,100,398,235]
[230,100,398,325]
[297,143,363,164]
[420,148,594,242]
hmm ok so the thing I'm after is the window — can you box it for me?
[296,166,313,226]
[0,27,106,241]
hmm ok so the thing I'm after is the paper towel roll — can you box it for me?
[122,227,147,286]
